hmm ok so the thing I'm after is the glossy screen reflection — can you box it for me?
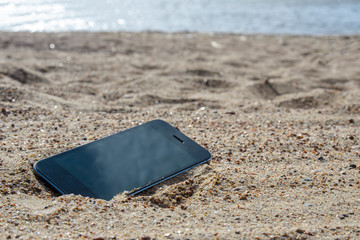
[54,125,195,200]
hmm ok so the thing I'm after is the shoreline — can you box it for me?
[3,29,360,36]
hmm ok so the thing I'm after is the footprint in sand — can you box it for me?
[0,63,48,84]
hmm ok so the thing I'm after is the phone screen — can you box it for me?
[49,124,197,200]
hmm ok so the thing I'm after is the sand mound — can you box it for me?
[0,63,48,84]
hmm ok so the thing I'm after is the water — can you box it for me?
[1,0,359,35]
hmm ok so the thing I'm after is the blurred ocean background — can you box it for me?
[0,0,359,35]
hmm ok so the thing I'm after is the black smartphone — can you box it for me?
[33,119,211,200]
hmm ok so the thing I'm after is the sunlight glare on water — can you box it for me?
[0,0,359,34]
[0,0,90,31]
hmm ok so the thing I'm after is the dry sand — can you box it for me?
[0,32,359,239]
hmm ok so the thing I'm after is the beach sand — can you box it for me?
[0,32,359,239]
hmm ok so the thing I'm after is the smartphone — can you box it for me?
[33,119,211,200]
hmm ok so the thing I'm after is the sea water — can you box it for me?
[0,0,359,34]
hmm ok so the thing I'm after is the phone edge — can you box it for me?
[129,154,212,196]
[32,162,66,195]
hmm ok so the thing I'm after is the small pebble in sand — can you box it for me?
[349,164,356,169]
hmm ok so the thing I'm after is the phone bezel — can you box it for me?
[33,119,211,200]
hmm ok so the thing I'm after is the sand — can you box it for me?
[0,32,359,239]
